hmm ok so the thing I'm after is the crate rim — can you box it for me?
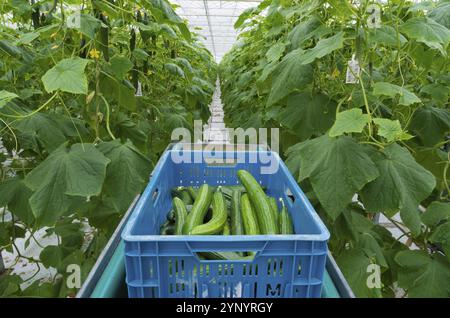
[122,143,330,243]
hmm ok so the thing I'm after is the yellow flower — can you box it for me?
[331,68,340,79]
[89,48,101,59]
[50,32,57,38]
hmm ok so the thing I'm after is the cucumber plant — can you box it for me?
[220,0,450,297]
[0,0,216,297]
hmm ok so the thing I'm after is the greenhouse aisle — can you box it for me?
[204,81,230,143]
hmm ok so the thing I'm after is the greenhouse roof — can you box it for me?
[171,0,262,61]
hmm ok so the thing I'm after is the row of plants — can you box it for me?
[220,0,449,297]
[0,0,216,297]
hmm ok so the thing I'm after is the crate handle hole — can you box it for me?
[152,188,160,203]
[195,251,256,262]
[284,187,295,207]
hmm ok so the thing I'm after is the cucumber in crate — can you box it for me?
[122,145,329,298]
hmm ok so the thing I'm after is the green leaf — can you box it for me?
[372,82,421,106]
[300,31,345,64]
[109,56,133,80]
[400,17,450,55]
[25,143,110,226]
[428,2,450,29]
[11,0,32,16]
[368,25,407,47]
[234,7,256,29]
[395,250,450,297]
[422,201,450,227]
[333,205,375,241]
[413,148,449,190]
[265,42,286,62]
[99,75,136,111]
[114,112,148,147]
[15,113,67,153]
[177,23,192,41]
[92,0,119,19]
[429,221,450,259]
[97,139,152,212]
[287,16,322,50]
[0,90,18,108]
[267,48,313,106]
[132,48,149,61]
[41,57,90,94]
[336,248,383,297]
[133,21,160,33]
[174,57,193,73]
[360,143,436,235]
[420,83,450,104]
[408,106,450,146]
[286,135,379,219]
[16,31,40,45]
[357,233,388,268]
[164,63,185,77]
[148,0,183,24]
[160,24,177,38]
[20,280,62,298]
[329,108,370,137]
[0,275,22,297]
[0,177,35,226]
[67,13,101,39]
[373,118,412,142]
[40,245,64,268]
[277,92,336,140]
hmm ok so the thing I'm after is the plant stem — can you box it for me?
[0,93,58,119]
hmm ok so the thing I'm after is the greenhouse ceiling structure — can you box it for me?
[171,0,262,61]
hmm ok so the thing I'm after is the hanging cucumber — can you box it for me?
[268,197,280,233]
[98,13,109,61]
[190,189,227,235]
[240,193,260,235]
[279,199,294,234]
[182,184,213,234]
[237,170,277,234]
[173,197,187,235]
[129,28,138,90]
[230,189,244,235]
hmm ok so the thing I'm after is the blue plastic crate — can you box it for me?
[122,144,330,298]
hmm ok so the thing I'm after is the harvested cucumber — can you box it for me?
[190,189,227,235]
[231,189,244,235]
[222,221,231,235]
[240,193,260,235]
[279,199,294,234]
[173,197,188,235]
[268,197,280,233]
[186,187,198,201]
[237,170,277,234]
[182,184,213,234]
